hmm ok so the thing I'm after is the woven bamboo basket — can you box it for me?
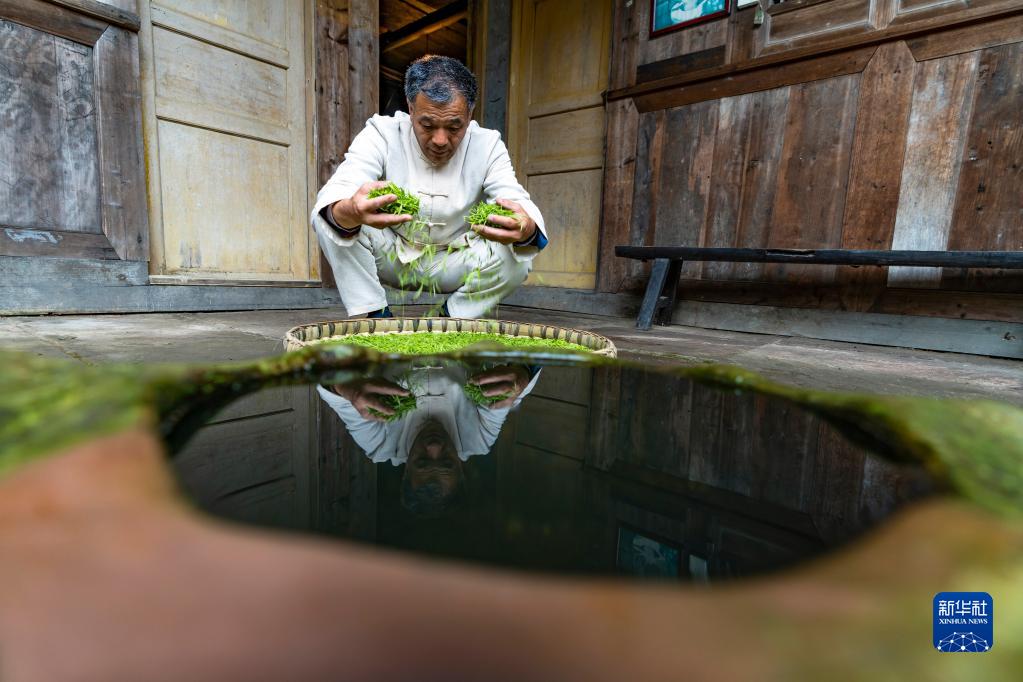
[284,317,617,357]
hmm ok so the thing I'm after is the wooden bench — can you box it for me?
[614,247,1023,330]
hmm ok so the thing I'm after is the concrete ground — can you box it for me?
[1,305,1019,405]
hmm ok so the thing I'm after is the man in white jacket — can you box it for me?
[311,55,548,319]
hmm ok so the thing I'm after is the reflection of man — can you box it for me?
[318,364,540,516]
[312,55,548,319]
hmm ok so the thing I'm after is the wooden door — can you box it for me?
[508,0,612,290]
[141,0,317,284]
[0,0,147,264]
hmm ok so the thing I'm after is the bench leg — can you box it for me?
[656,259,684,326]
[636,258,680,330]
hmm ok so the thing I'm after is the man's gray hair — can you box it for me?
[404,55,478,110]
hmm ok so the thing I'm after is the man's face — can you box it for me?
[407,418,462,494]
[408,92,471,166]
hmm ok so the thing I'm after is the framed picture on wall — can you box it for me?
[616,524,683,578]
[650,0,731,37]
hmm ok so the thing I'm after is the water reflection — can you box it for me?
[173,360,934,583]
[318,363,541,517]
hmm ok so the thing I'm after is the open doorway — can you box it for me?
[379,0,469,115]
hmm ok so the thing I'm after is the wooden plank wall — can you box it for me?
[599,0,1023,324]
[314,0,379,289]
[584,365,930,544]
[0,0,148,263]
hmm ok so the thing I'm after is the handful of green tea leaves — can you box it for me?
[367,391,419,421]
[463,381,510,406]
[368,182,420,216]
[465,201,516,226]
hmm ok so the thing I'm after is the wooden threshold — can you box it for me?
[149,275,323,288]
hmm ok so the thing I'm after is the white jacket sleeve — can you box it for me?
[482,137,547,263]
[310,117,389,248]
[473,369,544,452]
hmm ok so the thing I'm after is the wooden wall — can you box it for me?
[0,0,148,263]
[315,0,379,289]
[599,0,1023,325]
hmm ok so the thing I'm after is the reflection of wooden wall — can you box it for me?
[174,387,316,529]
[586,367,930,542]
[600,0,1023,325]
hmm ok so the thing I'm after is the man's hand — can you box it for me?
[470,198,537,245]
[328,378,411,422]
[330,180,414,230]
[468,365,532,409]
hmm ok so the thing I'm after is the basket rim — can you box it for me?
[284,316,617,353]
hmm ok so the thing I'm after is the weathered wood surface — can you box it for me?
[661,279,1023,322]
[144,0,312,281]
[671,300,1023,359]
[608,0,1023,102]
[348,0,378,130]
[314,0,350,290]
[625,110,666,290]
[1,277,341,315]
[653,100,718,280]
[0,0,107,45]
[615,247,1023,268]
[481,0,511,134]
[944,41,1023,291]
[702,88,789,282]
[600,1,1023,323]
[0,255,148,285]
[46,0,141,31]
[0,228,117,259]
[633,46,875,112]
[512,0,610,290]
[0,19,101,235]
[837,42,917,310]
[765,75,860,283]
[888,51,979,286]
[636,46,727,85]
[595,98,638,293]
[94,25,148,261]
[907,11,1023,60]
[763,0,874,52]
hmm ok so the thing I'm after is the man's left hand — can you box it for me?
[471,198,537,245]
[468,365,532,409]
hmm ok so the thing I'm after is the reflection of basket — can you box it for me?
[284,317,618,357]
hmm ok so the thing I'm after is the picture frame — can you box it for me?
[615,524,684,578]
[649,0,731,38]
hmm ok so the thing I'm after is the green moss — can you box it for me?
[317,332,592,355]
[368,182,420,216]
[2,345,1023,522]
[465,201,516,226]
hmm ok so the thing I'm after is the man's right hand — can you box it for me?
[328,378,411,422]
[330,180,414,230]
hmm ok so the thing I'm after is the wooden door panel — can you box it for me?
[0,0,148,262]
[145,0,313,283]
[157,0,289,49]
[158,122,292,276]
[526,170,602,289]
[511,0,611,290]
[524,108,606,175]
[0,20,101,234]
[527,0,612,115]
[153,26,289,134]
